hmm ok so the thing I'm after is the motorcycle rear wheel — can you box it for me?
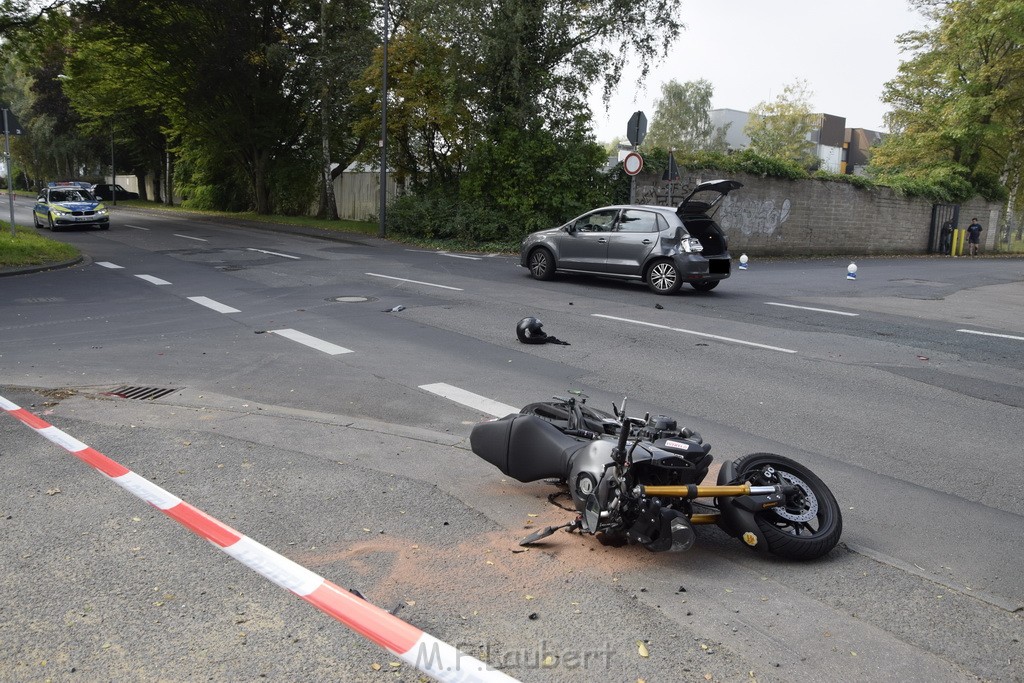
[732,452,842,561]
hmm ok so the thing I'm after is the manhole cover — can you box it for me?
[103,386,180,401]
[330,296,377,303]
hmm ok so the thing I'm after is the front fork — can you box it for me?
[634,460,791,552]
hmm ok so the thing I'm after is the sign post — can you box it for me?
[626,111,647,204]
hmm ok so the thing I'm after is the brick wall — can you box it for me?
[634,170,1002,256]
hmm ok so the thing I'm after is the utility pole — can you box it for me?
[378,0,389,238]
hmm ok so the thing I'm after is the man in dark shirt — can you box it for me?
[967,218,983,257]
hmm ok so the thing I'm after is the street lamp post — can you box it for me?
[378,0,388,238]
[3,109,15,236]
[110,124,116,206]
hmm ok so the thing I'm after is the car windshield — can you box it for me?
[50,190,92,202]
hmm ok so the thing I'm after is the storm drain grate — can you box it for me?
[105,386,180,401]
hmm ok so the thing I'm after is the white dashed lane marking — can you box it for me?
[765,302,859,316]
[419,383,518,417]
[366,273,463,291]
[188,296,241,314]
[135,274,172,285]
[96,262,123,269]
[270,329,353,355]
[174,233,207,242]
[593,314,797,354]
[957,329,1024,341]
[124,224,149,230]
[247,248,300,260]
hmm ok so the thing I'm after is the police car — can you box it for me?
[33,181,110,231]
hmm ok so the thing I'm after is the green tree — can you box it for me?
[871,0,1024,209]
[744,79,817,168]
[359,0,684,240]
[65,0,322,214]
[645,79,727,153]
[0,9,106,187]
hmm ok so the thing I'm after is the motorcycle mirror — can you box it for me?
[613,397,627,419]
[582,493,601,534]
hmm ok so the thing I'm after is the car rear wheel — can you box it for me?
[691,280,719,292]
[646,260,681,294]
[528,247,555,281]
[33,213,41,229]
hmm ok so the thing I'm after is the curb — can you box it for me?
[0,254,84,277]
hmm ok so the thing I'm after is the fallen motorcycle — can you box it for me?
[470,392,842,560]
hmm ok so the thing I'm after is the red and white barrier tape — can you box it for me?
[1,393,519,683]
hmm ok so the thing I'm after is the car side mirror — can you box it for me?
[564,224,576,234]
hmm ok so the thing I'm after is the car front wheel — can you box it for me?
[528,247,556,281]
[646,260,681,294]
[47,213,59,232]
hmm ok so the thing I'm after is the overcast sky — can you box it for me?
[588,0,932,143]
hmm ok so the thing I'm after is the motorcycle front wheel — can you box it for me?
[732,453,842,561]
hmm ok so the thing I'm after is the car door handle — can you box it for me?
[642,239,652,244]
[597,238,608,243]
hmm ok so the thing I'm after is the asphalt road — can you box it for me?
[2,205,1022,682]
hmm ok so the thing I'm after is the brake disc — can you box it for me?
[773,470,818,523]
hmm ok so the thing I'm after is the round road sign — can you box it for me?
[623,152,644,176]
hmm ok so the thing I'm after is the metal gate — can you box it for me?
[929,204,959,254]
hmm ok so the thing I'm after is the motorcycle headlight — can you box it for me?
[681,236,704,253]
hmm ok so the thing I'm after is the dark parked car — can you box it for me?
[520,179,741,294]
[92,183,139,201]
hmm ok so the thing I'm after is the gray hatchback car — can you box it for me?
[520,179,741,294]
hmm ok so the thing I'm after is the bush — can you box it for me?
[387,189,516,246]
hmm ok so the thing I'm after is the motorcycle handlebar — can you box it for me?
[613,415,647,464]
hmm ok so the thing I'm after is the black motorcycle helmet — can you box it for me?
[516,317,548,344]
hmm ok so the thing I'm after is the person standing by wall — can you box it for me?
[967,218,983,257]
[940,219,954,255]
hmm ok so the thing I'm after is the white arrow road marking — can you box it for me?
[366,273,463,291]
[96,262,123,269]
[593,314,797,354]
[419,383,518,417]
[135,274,172,285]
[247,248,300,260]
[270,329,353,355]
[187,296,241,314]
[766,302,859,316]
[957,329,1024,341]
